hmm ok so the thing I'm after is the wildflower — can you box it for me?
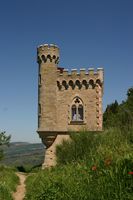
[104,158,112,166]
[128,172,133,175]
[91,165,97,171]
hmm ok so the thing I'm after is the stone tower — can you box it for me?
[37,44,104,168]
[37,44,59,148]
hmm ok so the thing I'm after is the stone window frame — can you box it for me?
[70,96,85,124]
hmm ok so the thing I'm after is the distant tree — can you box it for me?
[106,100,119,114]
[126,87,133,112]
[127,87,133,98]
[103,100,119,127]
[0,131,11,161]
[103,87,133,129]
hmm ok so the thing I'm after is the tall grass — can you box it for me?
[0,165,19,200]
[25,158,133,200]
[56,128,133,166]
[25,128,133,200]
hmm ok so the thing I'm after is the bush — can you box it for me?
[16,164,42,173]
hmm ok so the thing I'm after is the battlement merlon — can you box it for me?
[97,68,104,82]
[37,44,60,64]
[57,67,104,82]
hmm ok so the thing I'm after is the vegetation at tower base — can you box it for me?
[24,87,133,200]
[25,129,133,200]
[0,165,19,200]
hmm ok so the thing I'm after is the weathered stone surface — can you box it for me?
[42,134,70,168]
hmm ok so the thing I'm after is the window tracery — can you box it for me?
[71,97,84,121]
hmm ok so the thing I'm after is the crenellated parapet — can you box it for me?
[57,68,104,92]
[37,44,60,64]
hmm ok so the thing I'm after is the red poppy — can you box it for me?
[104,159,112,166]
[92,166,97,171]
[128,172,133,175]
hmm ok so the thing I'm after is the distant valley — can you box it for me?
[0,142,45,168]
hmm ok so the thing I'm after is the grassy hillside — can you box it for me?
[56,128,133,165]
[0,142,44,170]
[0,166,19,200]
[25,128,133,200]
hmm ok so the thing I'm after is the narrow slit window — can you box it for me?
[39,74,41,85]
[39,104,41,114]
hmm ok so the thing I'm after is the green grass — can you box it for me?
[24,128,133,200]
[25,159,133,200]
[56,128,133,166]
[0,165,19,200]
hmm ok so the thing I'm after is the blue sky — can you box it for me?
[0,0,133,143]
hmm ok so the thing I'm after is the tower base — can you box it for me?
[42,134,70,169]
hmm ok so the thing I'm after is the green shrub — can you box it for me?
[16,164,42,173]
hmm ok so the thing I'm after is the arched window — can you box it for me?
[71,97,84,121]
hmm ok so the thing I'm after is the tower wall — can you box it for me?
[56,68,104,132]
[37,44,59,148]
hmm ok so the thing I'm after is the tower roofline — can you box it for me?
[57,67,104,80]
[37,44,59,49]
[37,43,60,64]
